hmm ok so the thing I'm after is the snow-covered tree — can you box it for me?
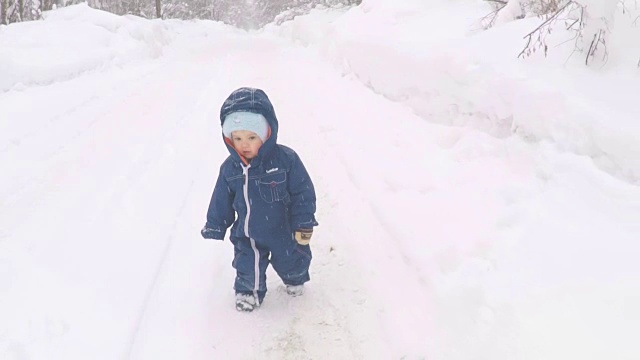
[1,0,7,25]
[1,0,41,24]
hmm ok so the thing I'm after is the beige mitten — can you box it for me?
[294,229,313,245]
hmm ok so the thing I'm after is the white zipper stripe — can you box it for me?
[249,238,260,303]
[242,164,251,237]
[241,164,260,303]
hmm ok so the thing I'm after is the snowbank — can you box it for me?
[266,0,640,183]
[0,4,171,92]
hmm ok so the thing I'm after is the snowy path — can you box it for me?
[1,34,428,359]
[126,36,427,359]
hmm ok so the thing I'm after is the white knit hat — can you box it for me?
[222,111,269,142]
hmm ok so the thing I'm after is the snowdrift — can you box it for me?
[267,1,640,183]
[0,3,170,92]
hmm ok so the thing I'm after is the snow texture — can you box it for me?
[1,1,639,359]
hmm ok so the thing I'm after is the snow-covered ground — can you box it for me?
[1,1,639,359]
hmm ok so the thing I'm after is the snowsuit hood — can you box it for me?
[220,87,279,165]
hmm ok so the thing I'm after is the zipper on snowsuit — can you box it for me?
[242,164,261,304]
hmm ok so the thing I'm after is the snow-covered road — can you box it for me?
[124,37,412,360]
[1,33,431,359]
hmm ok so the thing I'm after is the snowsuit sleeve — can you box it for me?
[287,152,319,230]
[204,164,236,240]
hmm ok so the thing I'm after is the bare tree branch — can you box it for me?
[518,1,575,59]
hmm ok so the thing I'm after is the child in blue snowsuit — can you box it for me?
[201,87,319,312]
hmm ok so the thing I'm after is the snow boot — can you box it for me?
[286,284,305,297]
[235,293,259,312]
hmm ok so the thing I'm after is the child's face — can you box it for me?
[231,130,263,160]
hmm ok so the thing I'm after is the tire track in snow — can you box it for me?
[121,55,230,360]
[101,62,228,359]
[0,64,159,155]
[123,176,197,360]
[0,64,163,236]
[1,49,228,360]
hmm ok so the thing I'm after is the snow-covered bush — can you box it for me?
[487,0,635,67]
[482,0,563,28]
[274,0,357,25]
[528,0,562,14]
[518,0,618,65]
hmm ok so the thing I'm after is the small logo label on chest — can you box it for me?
[266,167,279,174]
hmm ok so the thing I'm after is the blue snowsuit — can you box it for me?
[203,87,318,302]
